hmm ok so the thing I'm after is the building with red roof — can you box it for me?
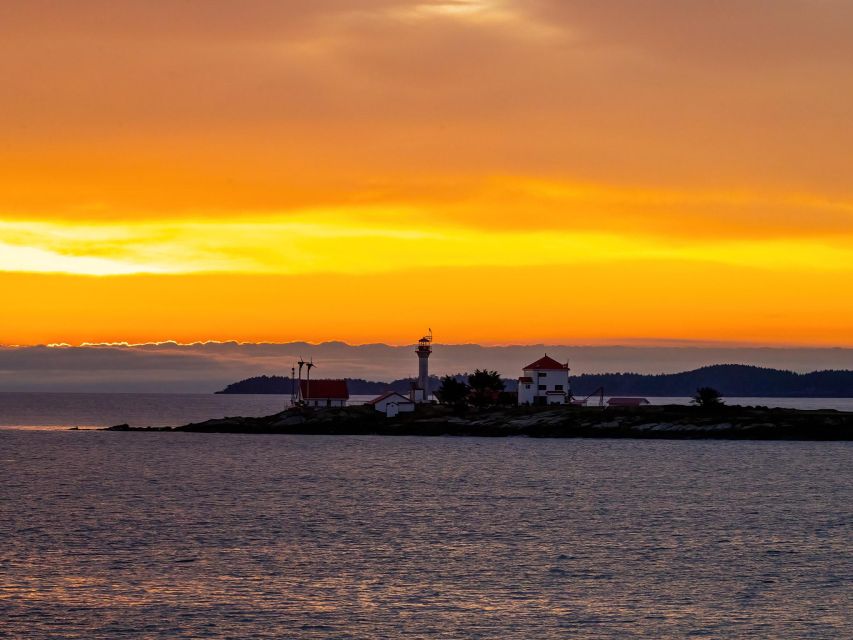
[368,391,415,417]
[607,397,650,407]
[522,355,569,371]
[518,354,570,406]
[299,379,349,408]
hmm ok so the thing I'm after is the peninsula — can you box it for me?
[106,403,853,440]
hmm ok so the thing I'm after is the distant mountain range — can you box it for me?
[217,365,853,398]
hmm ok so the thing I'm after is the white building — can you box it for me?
[517,355,570,405]
[368,391,415,417]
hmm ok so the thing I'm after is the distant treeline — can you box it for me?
[570,365,853,398]
[217,365,853,397]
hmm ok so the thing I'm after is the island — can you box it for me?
[105,403,853,440]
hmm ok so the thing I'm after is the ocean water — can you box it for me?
[0,392,290,430]
[1,431,850,639]
[2,392,853,431]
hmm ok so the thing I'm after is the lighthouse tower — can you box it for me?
[414,329,433,403]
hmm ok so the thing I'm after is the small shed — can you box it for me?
[607,397,650,407]
[368,391,415,417]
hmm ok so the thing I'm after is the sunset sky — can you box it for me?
[2,0,852,346]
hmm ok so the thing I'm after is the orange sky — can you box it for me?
[2,1,852,346]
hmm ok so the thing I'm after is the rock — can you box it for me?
[650,423,674,431]
[634,423,660,431]
[746,423,776,430]
[594,420,621,429]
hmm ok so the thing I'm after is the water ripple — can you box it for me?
[0,432,850,638]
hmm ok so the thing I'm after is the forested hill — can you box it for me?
[570,365,853,398]
[217,365,853,397]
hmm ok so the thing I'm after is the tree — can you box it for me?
[436,376,469,407]
[467,369,505,407]
[693,387,724,408]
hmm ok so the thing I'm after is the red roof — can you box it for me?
[367,391,413,405]
[518,376,533,383]
[300,379,349,400]
[523,355,568,371]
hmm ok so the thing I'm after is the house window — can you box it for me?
[525,384,531,389]
[554,385,564,391]
[538,385,546,391]
[538,372,547,377]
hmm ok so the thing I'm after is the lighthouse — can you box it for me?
[414,329,433,403]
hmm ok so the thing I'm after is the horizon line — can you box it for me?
[2,339,852,350]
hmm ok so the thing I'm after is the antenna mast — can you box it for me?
[297,359,305,405]
[305,359,315,406]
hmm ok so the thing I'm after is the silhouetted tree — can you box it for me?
[496,391,518,406]
[468,369,505,407]
[693,387,724,408]
[436,376,469,407]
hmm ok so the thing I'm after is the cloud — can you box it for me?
[527,1,853,67]
[2,1,852,347]
[2,0,851,213]
[2,341,853,392]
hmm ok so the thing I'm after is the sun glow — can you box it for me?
[3,205,852,279]
[406,1,509,19]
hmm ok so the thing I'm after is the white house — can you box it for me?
[517,355,570,405]
[299,379,349,408]
[368,391,415,417]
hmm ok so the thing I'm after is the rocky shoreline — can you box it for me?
[104,404,853,440]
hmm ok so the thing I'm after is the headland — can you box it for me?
[105,404,853,440]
